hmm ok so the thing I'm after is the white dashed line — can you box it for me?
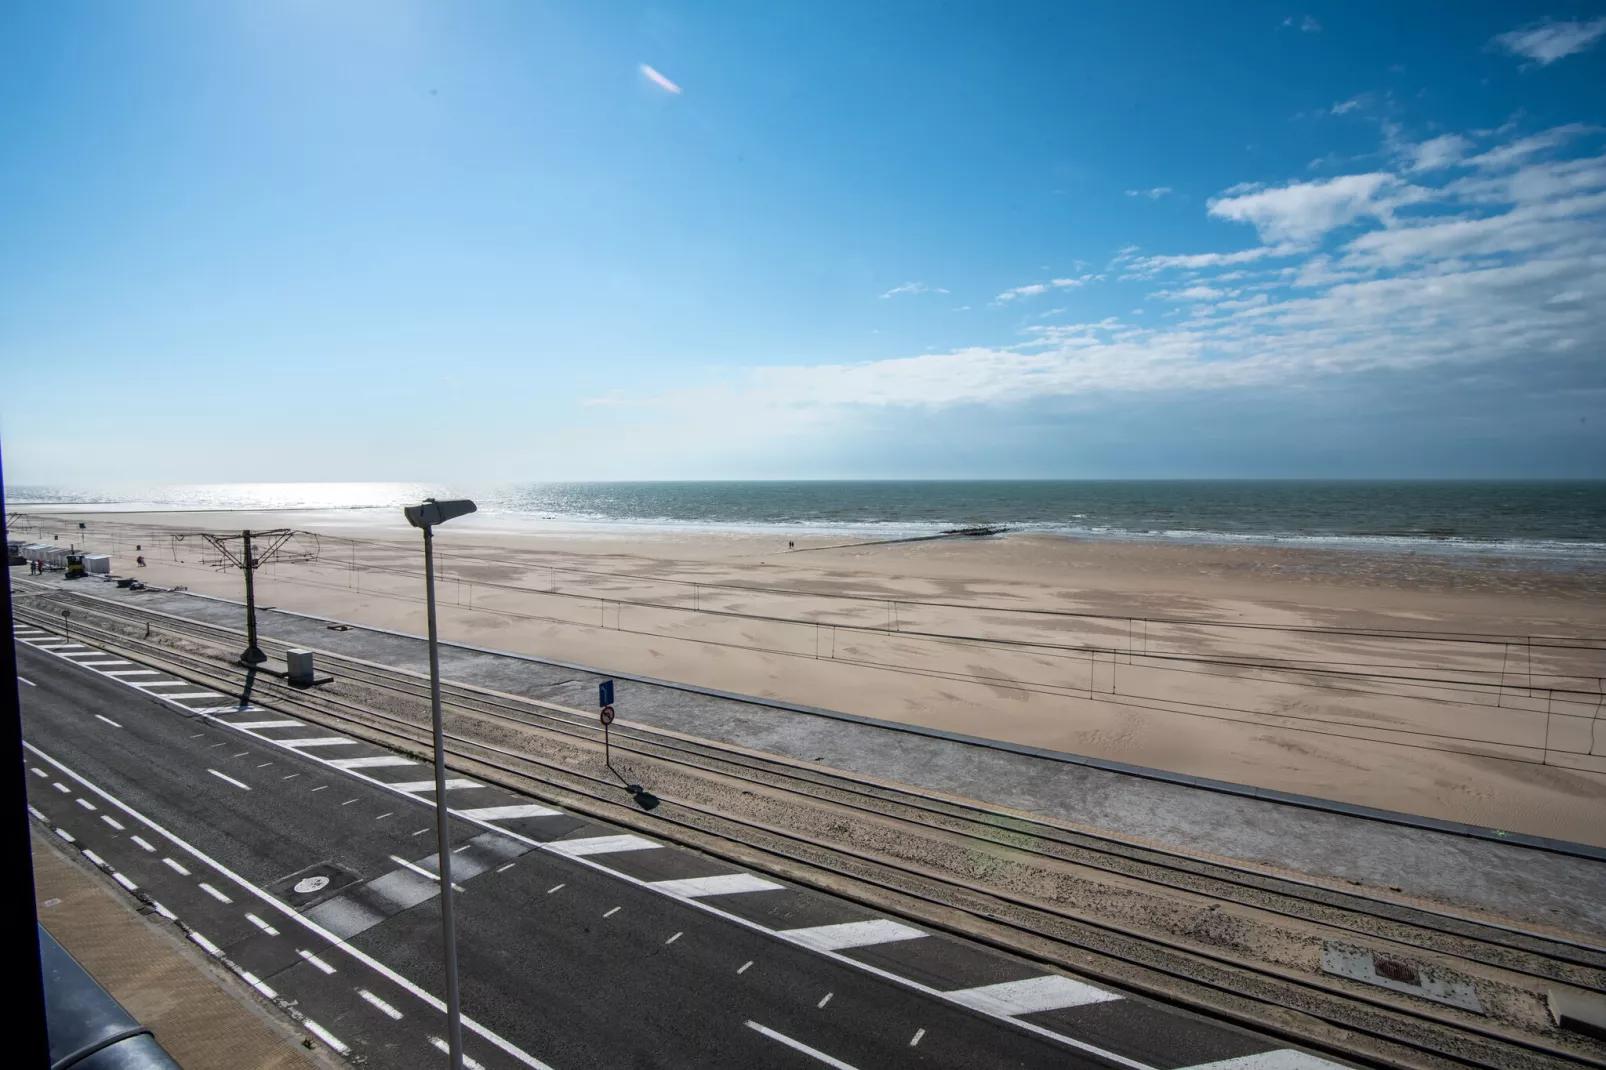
[162,858,191,876]
[101,815,125,831]
[303,1020,349,1055]
[230,720,304,730]
[55,828,75,843]
[75,798,98,811]
[429,1037,484,1070]
[152,901,177,921]
[207,769,251,791]
[27,806,46,821]
[496,862,515,873]
[190,931,224,957]
[246,913,280,936]
[52,782,71,793]
[388,779,484,793]
[738,961,753,974]
[818,992,833,1009]
[547,883,564,894]
[83,850,106,867]
[94,715,121,728]
[910,1028,925,1047]
[130,835,156,852]
[112,872,138,892]
[358,989,404,1020]
[745,1022,859,1069]
[241,971,278,1000]
[198,883,233,904]
[17,676,34,686]
[298,949,337,975]
[30,768,49,778]
[603,906,620,918]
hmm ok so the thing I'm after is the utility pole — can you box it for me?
[199,529,318,667]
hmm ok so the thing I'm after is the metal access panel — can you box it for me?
[1322,942,1483,1013]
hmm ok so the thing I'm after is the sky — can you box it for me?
[2,1,1604,485]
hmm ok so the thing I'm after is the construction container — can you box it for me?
[85,554,112,574]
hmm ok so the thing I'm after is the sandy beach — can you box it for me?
[13,509,1606,846]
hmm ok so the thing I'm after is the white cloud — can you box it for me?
[1208,173,1409,244]
[1466,123,1595,170]
[993,274,1095,303]
[1331,97,1364,116]
[1283,14,1321,32]
[639,64,682,94]
[604,125,1606,437]
[1407,134,1472,172]
[879,282,949,299]
[1125,187,1174,199]
[1493,17,1606,65]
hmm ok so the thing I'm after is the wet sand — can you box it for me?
[15,509,1606,846]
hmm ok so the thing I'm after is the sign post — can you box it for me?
[598,680,637,792]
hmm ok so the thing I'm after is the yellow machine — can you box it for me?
[64,553,86,580]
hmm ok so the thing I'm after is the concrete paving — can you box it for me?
[28,576,1606,942]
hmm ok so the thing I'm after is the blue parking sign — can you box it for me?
[598,679,615,708]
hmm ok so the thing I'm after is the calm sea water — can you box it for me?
[10,481,1606,558]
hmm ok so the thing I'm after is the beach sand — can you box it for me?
[17,509,1606,846]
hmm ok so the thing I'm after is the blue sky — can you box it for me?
[2,1,1604,484]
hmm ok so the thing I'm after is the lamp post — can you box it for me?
[402,497,477,1070]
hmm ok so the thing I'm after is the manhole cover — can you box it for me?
[268,861,363,910]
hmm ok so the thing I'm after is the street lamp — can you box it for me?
[402,497,477,1070]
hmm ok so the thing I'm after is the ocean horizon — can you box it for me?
[9,479,1606,561]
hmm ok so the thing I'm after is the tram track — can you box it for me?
[14,584,1606,1070]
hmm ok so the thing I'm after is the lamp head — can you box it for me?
[404,498,477,529]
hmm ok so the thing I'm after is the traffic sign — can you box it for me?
[600,705,615,727]
[598,679,615,708]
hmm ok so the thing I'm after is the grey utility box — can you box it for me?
[286,649,317,686]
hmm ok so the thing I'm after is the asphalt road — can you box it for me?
[15,623,1347,1070]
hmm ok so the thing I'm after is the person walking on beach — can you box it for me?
[136,555,146,567]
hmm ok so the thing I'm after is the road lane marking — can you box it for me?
[298,949,337,975]
[910,1029,925,1047]
[105,670,160,677]
[255,762,273,768]
[230,720,304,729]
[341,798,358,806]
[101,816,124,831]
[309,785,328,792]
[327,755,416,770]
[303,1020,349,1056]
[152,902,177,921]
[76,798,98,810]
[547,834,660,857]
[198,883,233,904]
[745,1022,859,1070]
[781,920,927,952]
[376,813,394,820]
[163,858,190,875]
[241,971,278,1000]
[27,806,46,821]
[944,975,1119,1016]
[112,872,138,892]
[603,906,621,918]
[650,874,783,898]
[456,803,561,820]
[132,680,199,689]
[429,1036,484,1070]
[207,769,251,791]
[24,742,555,1070]
[18,676,34,686]
[190,931,224,956]
[411,827,430,835]
[130,835,155,852]
[165,692,225,700]
[388,779,484,793]
[358,989,404,1020]
[818,992,833,1008]
[246,913,280,936]
[83,850,107,867]
[94,715,121,728]
[77,661,130,667]
[52,782,71,793]
[55,828,76,842]
[390,855,442,882]
[282,774,301,780]
[276,737,359,748]
[738,961,753,974]
[30,768,49,778]
[666,931,682,945]
[497,863,515,873]
[231,752,249,758]
[547,883,564,894]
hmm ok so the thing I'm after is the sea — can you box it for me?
[10,480,1606,563]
